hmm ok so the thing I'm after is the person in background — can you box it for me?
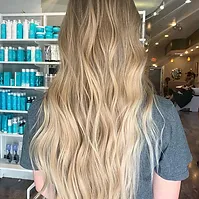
[20,0,192,199]
[185,71,196,88]
[164,77,173,99]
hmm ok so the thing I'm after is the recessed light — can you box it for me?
[185,0,192,3]
[180,54,183,57]
[171,21,177,27]
[191,49,194,52]
[145,49,149,53]
[153,12,158,16]
[196,46,199,49]
[185,51,189,54]
[155,42,159,45]
[165,35,169,38]
[160,3,165,10]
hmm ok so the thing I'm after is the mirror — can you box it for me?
[171,68,182,80]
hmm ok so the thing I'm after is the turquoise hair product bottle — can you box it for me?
[8,47,13,61]
[10,79,15,86]
[17,20,23,39]
[53,34,59,39]
[2,115,8,133]
[15,72,22,86]
[35,47,43,62]
[1,20,6,39]
[7,92,12,110]
[20,93,26,111]
[26,47,31,62]
[30,69,36,87]
[0,90,2,109]
[45,32,53,39]
[0,47,5,61]
[7,119,12,134]
[0,73,3,85]
[1,90,7,110]
[29,19,36,39]
[12,118,18,134]
[18,120,23,135]
[4,72,12,86]
[25,69,30,87]
[18,120,26,135]
[13,48,17,61]
[16,93,21,110]
[21,69,26,86]
[12,93,17,110]
[17,47,25,61]
[26,97,32,110]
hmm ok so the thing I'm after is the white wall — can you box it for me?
[0,0,42,13]
[42,0,68,12]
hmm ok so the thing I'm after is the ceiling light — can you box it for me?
[185,51,189,54]
[160,2,165,10]
[171,22,177,27]
[187,57,191,62]
[191,49,194,52]
[185,0,192,3]
[165,35,169,38]
[155,42,159,45]
[147,22,152,30]
[171,59,174,63]
[180,54,183,57]
[153,12,157,16]
[171,19,177,27]
[152,64,158,67]
[196,46,199,49]
[145,49,149,53]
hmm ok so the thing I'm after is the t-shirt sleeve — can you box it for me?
[20,97,43,170]
[156,104,192,181]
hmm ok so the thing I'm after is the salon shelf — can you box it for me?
[0,39,58,45]
[0,86,48,90]
[0,61,60,65]
[0,133,23,138]
[0,159,33,180]
[0,110,28,114]
[0,159,28,171]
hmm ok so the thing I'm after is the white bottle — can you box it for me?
[4,47,8,62]
[12,20,17,39]
[23,19,29,39]
[31,46,36,62]
[6,20,12,39]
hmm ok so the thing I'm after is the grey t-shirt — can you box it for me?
[20,95,192,199]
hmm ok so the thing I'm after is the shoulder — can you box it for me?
[152,95,179,123]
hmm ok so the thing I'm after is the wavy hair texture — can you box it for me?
[30,0,161,198]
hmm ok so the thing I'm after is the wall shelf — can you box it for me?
[0,86,48,90]
[0,159,33,180]
[0,110,28,114]
[0,61,60,65]
[0,39,58,45]
[0,133,23,138]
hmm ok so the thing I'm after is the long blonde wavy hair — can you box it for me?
[30,0,161,198]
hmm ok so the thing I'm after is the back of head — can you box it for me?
[31,0,159,198]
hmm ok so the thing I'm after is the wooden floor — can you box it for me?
[179,112,199,199]
[0,112,199,199]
